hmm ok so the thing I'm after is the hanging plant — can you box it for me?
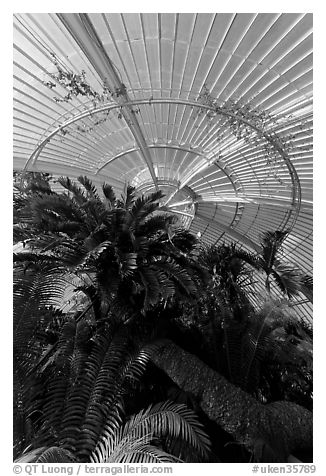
[42,53,141,140]
[43,53,114,105]
[196,85,296,188]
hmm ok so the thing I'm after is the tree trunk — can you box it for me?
[151,340,312,461]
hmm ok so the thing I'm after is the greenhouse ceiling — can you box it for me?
[13,13,313,320]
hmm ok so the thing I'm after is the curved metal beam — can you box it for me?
[25,96,301,233]
[25,98,300,188]
[166,194,297,208]
[96,143,240,191]
[96,143,205,172]
[57,13,158,190]
[95,142,249,230]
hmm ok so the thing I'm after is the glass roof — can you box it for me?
[13,13,313,321]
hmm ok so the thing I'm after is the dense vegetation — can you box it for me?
[13,172,313,463]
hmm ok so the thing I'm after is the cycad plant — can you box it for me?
[13,173,313,463]
[14,173,210,463]
[14,175,202,325]
[221,298,312,399]
[14,316,211,463]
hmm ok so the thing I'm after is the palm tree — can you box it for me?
[14,176,202,325]
[247,230,312,301]
[197,242,256,324]
[197,233,313,303]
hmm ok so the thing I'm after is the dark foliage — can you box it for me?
[13,174,313,463]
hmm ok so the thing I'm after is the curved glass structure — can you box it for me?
[13,13,312,320]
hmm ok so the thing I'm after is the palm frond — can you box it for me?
[14,264,70,373]
[240,299,299,392]
[152,259,197,296]
[38,319,78,443]
[92,401,210,463]
[75,331,156,460]
[124,401,210,458]
[14,365,45,458]
[170,228,198,254]
[272,262,303,298]
[118,184,136,209]
[117,252,138,277]
[57,176,87,205]
[136,214,176,239]
[110,444,182,463]
[29,194,90,236]
[102,183,116,207]
[260,230,289,272]
[81,197,109,227]
[139,267,161,309]
[78,176,100,200]
[15,446,77,463]
[128,190,164,225]
[301,274,313,290]
[92,431,181,463]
